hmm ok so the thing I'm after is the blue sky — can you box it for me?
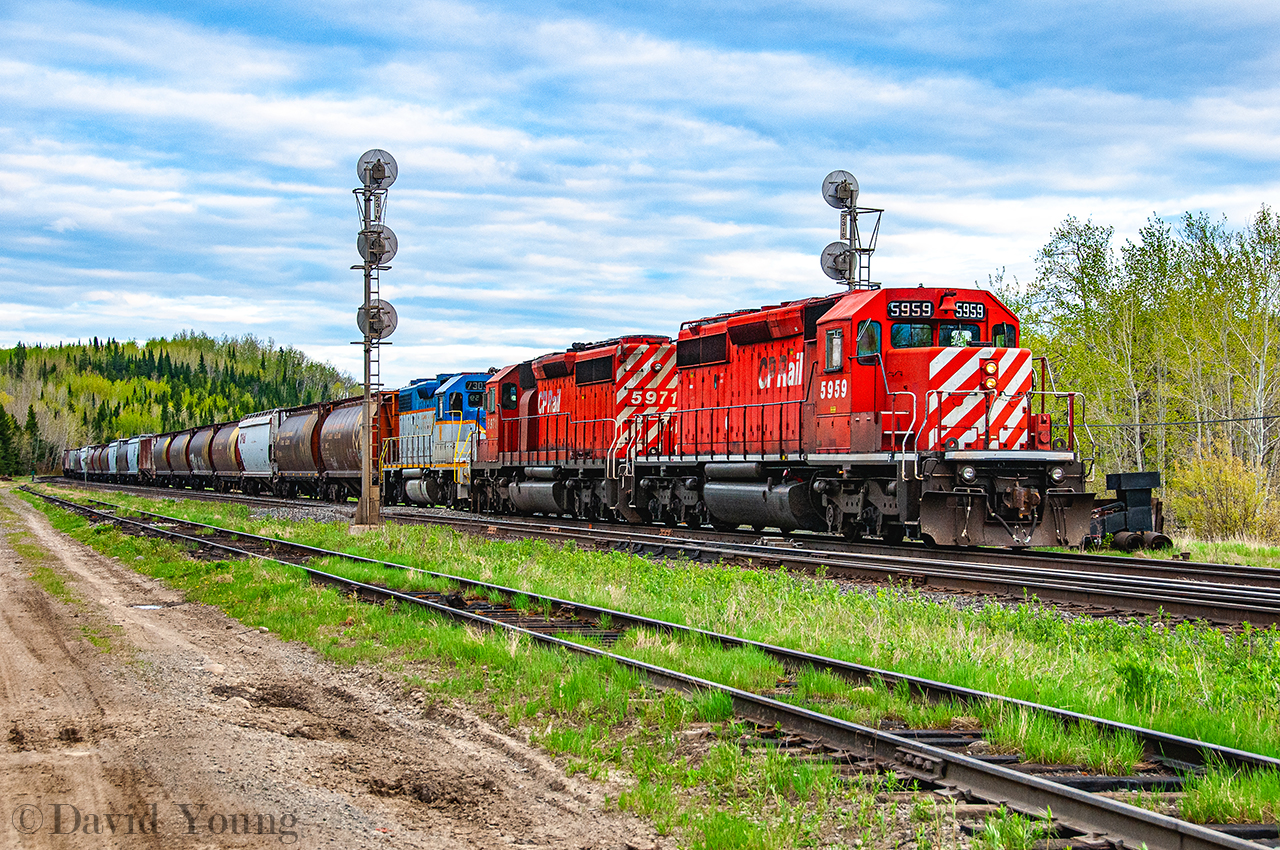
[3,0,1279,386]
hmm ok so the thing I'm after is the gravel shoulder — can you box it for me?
[0,488,665,849]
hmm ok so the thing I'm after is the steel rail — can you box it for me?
[379,508,1280,626]
[30,488,1280,775]
[26,488,1264,850]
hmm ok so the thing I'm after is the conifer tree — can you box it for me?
[23,404,40,473]
[0,409,16,475]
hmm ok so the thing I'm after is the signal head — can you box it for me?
[822,170,859,210]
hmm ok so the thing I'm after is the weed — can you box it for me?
[910,797,937,822]
[972,805,1053,850]
[29,565,76,604]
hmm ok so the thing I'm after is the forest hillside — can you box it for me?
[0,332,356,475]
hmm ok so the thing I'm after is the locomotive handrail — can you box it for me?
[923,387,1028,452]
[381,423,484,470]
[924,386,1087,455]
[630,399,806,460]
[1024,390,1087,454]
[882,391,919,476]
[498,412,622,465]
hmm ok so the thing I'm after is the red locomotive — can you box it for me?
[473,335,679,522]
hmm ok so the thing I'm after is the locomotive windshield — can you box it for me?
[940,323,981,346]
[890,323,933,348]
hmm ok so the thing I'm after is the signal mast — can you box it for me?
[351,149,399,529]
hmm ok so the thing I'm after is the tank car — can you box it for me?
[210,421,243,492]
[271,395,394,501]
[188,424,221,490]
[473,336,678,520]
[273,403,324,499]
[168,429,196,488]
[384,373,490,507]
[318,400,364,501]
[153,433,176,486]
[115,435,152,484]
[87,444,107,480]
[106,439,122,481]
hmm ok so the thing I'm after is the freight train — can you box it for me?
[63,178,1096,548]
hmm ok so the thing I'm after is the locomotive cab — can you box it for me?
[385,373,490,507]
[809,285,1093,546]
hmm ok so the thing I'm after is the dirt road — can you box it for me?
[0,489,665,849]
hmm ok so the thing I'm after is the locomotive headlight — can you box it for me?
[1048,466,1066,484]
[983,376,998,390]
[983,361,998,375]
[958,465,978,484]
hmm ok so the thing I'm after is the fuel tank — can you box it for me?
[508,480,566,514]
[702,481,825,532]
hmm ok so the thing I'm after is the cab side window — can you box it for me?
[856,320,881,361]
[993,323,1018,348]
[501,382,519,410]
[824,328,843,371]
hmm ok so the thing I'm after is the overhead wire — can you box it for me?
[1088,413,1280,428]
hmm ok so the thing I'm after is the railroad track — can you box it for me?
[43,477,1280,626]
[24,487,1280,849]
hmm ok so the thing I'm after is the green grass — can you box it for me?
[1180,538,1280,570]
[26,485,1280,828]
[1180,766,1280,824]
[29,564,76,604]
